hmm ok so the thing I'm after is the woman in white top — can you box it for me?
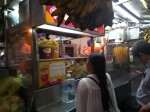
[77,53,120,112]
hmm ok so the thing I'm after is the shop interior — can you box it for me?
[0,0,150,112]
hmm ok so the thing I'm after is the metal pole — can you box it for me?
[91,37,94,53]
[4,0,8,67]
[31,29,39,90]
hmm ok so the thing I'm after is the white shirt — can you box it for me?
[77,73,120,112]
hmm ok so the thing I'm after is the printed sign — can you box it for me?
[38,60,66,88]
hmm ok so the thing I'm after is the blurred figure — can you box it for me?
[19,35,31,54]
[17,34,32,82]
[77,53,120,112]
[83,38,107,55]
[132,40,150,112]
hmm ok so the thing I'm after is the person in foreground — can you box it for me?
[132,40,150,112]
[76,53,120,112]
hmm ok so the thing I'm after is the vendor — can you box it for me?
[83,38,107,55]
[19,34,31,54]
[18,33,32,81]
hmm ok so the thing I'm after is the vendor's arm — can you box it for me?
[101,44,106,50]
[100,40,108,50]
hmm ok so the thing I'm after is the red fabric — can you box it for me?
[20,44,31,54]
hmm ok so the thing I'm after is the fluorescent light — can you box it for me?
[123,3,140,17]
[11,6,19,18]
[37,24,92,36]
[140,0,148,9]
[114,0,131,5]
[141,20,150,23]
[113,2,139,23]
[54,37,72,41]
[1,51,4,56]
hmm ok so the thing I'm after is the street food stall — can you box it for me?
[0,0,147,112]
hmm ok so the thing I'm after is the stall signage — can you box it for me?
[45,6,105,35]
[38,60,66,88]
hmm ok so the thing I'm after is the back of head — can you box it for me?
[88,53,106,74]
[132,39,150,57]
[87,39,92,47]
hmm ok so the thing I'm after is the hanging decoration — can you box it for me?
[39,0,114,31]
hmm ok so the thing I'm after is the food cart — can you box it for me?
[2,0,143,112]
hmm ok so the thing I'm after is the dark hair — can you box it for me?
[88,53,112,111]
[87,39,91,46]
[132,39,150,57]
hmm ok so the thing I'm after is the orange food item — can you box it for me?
[83,47,102,55]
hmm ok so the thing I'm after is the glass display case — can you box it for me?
[8,31,32,79]
[105,42,130,72]
[2,0,33,111]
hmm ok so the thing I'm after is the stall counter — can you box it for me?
[36,72,141,112]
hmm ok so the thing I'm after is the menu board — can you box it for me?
[50,62,66,77]
[38,60,66,88]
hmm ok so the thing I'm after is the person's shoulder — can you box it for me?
[106,73,111,79]
[77,78,90,91]
[78,77,93,86]
[79,77,89,84]
[106,73,113,86]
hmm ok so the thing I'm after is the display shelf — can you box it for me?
[36,24,102,38]
[38,57,87,62]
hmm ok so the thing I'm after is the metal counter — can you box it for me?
[36,72,141,112]
[112,73,140,88]
[37,101,76,112]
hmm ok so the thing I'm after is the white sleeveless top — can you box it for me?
[76,73,120,112]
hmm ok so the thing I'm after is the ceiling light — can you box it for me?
[37,24,93,36]
[143,15,150,18]
[123,3,140,17]
[141,20,150,23]
[113,2,139,23]
[140,0,148,9]
[1,51,4,56]
[114,0,131,5]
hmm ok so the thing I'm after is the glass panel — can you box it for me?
[7,0,29,27]
[8,30,32,82]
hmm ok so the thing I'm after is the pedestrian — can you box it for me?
[132,39,150,112]
[76,53,120,112]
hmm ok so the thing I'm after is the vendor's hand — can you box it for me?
[139,105,150,112]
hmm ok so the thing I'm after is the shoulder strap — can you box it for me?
[87,76,101,88]
[87,76,113,111]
